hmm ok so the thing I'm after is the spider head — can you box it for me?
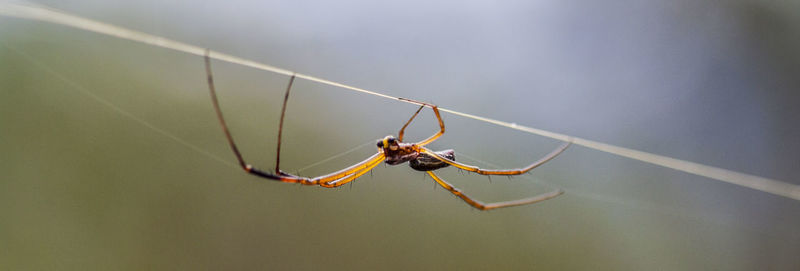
[377,135,399,151]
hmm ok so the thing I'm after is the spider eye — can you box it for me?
[376,141,383,148]
[387,137,396,144]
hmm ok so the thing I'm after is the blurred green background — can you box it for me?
[1,0,799,269]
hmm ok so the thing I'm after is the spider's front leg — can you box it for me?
[229,148,385,186]
[205,50,387,186]
[318,155,385,188]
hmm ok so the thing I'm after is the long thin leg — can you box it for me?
[251,153,386,185]
[398,98,445,146]
[206,49,248,171]
[397,105,424,142]
[275,74,296,173]
[420,141,571,175]
[205,50,386,186]
[320,156,385,188]
[427,171,564,210]
[308,152,384,184]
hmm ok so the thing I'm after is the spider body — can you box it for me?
[377,135,418,165]
[204,51,571,210]
[409,150,455,171]
[377,135,454,171]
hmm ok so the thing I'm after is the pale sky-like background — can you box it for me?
[2,0,799,269]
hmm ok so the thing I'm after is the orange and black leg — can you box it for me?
[420,142,571,175]
[397,98,445,146]
[205,50,385,186]
[427,171,564,210]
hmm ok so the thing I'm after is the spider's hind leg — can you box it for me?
[426,171,563,210]
[398,105,424,142]
[420,141,571,176]
[397,98,445,146]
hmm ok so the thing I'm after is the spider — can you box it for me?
[203,51,571,210]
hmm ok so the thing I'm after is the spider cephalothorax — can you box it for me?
[377,135,416,164]
[204,50,570,210]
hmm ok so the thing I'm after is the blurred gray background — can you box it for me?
[1,0,799,269]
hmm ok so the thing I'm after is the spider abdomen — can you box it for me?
[409,149,454,171]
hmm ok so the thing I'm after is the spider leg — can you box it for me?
[235,150,384,186]
[397,98,445,146]
[279,152,385,185]
[206,50,248,171]
[397,105,424,142]
[320,155,385,188]
[205,50,387,186]
[275,73,295,173]
[426,171,563,210]
[420,141,571,175]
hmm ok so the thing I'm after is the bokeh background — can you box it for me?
[2,0,799,269]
